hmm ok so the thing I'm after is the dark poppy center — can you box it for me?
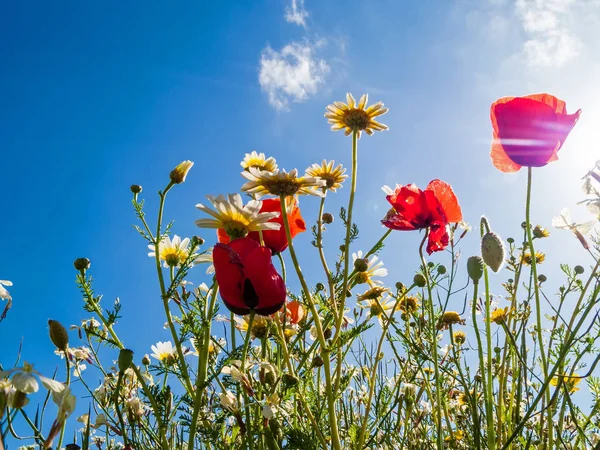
[242,278,259,310]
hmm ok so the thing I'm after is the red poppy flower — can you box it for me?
[490,93,581,173]
[213,237,286,316]
[217,198,306,254]
[382,180,463,254]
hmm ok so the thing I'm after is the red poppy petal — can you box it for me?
[491,129,522,173]
[490,96,516,134]
[426,180,463,223]
[217,228,230,244]
[523,93,566,114]
[426,223,449,254]
[213,243,247,314]
[244,246,286,315]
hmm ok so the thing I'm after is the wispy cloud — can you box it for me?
[515,0,582,67]
[285,0,309,28]
[259,41,330,111]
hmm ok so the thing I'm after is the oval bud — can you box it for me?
[481,232,505,273]
[467,256,484,284]
[413,274,427,288]
[73,258,91,271]
[48,320,69,352]
[118,349,134,373]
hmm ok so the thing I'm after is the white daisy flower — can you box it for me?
[195,193,280,239]
[148,235,192,268]
[0,280,12,301]
[352,251,388,286]
[150,341,177,364]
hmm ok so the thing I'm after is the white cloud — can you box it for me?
[515,0,582,67]
[285,0,309,27]
[259,41,329,111]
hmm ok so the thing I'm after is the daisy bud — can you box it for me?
[73,258,91,271]
[315,282,325,291]
[118,349,134,373]
[481,232,505,273]
[192,236,205,246]
[323,328,332,339]
[413,274,427,288]
[437,265,447,275]
[322,213,334,224]
[142,354,151,366]
[66,444,81,450]
[170,160,194,184]
[467,256,484,284]
[395,282,406,293]
[574,265,584,274]
[354,258,369,272]
[538,274,547,283]
[130,185,143,194]
[48,320,69,352]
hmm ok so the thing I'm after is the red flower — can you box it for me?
[218,198,306,254]
[382,180,463,254]
[490,93,581,173]
[213,237,286,316]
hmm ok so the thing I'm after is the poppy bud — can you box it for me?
[507,237,514,244]
[322,213,334,224]
[130,185,142,194]
[73,258,91,271]
[354,258,369,272]
[118,349,134,373]
[48,320,69,352]
[538,274,547,283]
[413,274,427,288]
[66,444,82,450]
[481,232,505,273]
[467,256,484,284]
[169,160,194,184]
[574,265,584,274]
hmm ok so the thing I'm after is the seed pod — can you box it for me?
[481,232,505,273]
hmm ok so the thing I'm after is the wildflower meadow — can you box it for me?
[1,90,599,450]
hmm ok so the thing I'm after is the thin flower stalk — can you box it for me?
[153,182,195,396]
[332,130,359,348]
[480,219,497,450]
[278,195,342,450]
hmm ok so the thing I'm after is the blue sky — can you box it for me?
[1,0,600,439]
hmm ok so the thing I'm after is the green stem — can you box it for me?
[114,372,130,446]
[418,233,443,449]
[525,167,551,446]
[241,311,255,450]
[332,130,359,347]
[187,282,219,450]
[153,182,195,396]
[56,357,70,450]
[279,195,341,450]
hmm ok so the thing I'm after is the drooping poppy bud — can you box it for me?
[481,232,505,273]
[490,94,581,173]
[218,198,306,254]
[213,237,286,315]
